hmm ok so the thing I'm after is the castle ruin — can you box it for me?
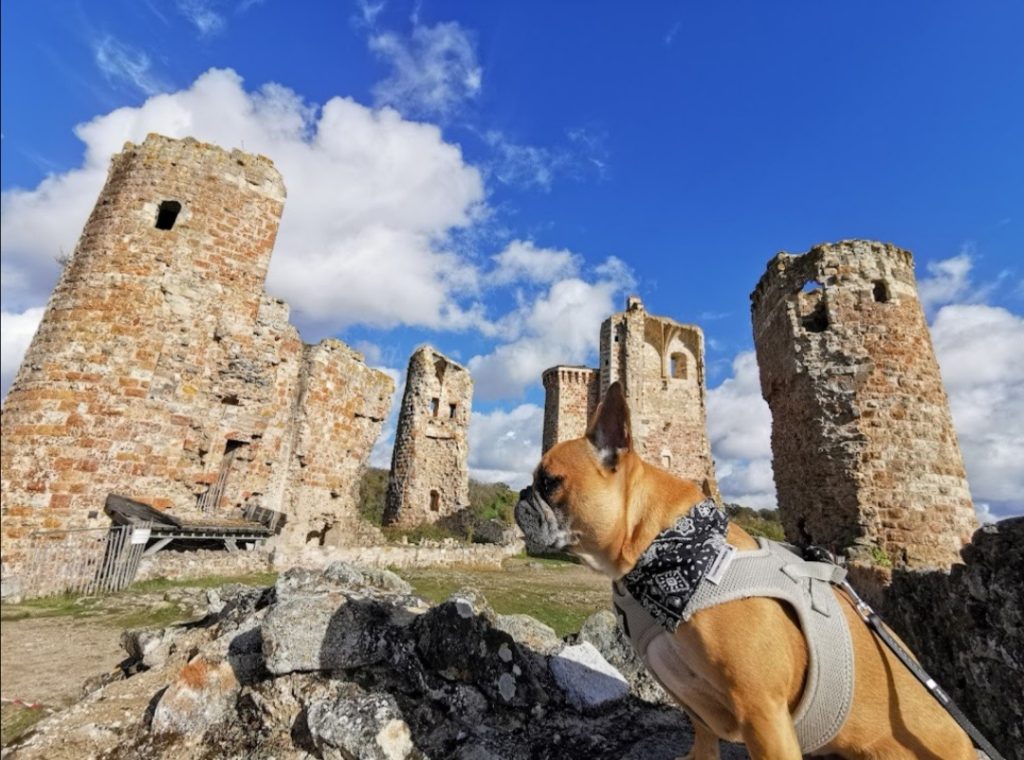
[0,134,394,577]
[543,296,719,498]
[384,346,472,526]
[751,240,977,571]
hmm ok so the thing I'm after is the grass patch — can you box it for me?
[0,572,278,625]
[1,702,51,748]
[396,555,608,638]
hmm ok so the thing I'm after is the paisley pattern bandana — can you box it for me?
[621,499,729,631]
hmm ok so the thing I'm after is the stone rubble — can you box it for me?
[5,561,751,760]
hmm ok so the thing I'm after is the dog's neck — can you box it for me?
[608,453,709,578]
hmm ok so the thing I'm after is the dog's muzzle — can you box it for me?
[515,486,570,553]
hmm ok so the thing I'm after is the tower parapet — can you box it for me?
[751,239,976,570]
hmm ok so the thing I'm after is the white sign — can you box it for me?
[130,528,152,545]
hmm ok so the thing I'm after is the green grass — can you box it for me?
[725,503,786,541]
[0,572,278,624]
[396,556,608,638]
[1,702,51,748]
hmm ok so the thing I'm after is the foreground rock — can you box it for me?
[6,562,750,760]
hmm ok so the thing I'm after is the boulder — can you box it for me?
[306,682,418,760]
[549,642,630,713]
[578,609,670,704]
[151,657,239,735]
[494,613,562,655]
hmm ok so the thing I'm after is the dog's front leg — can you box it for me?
[677,712,720,760]
[739,702,801,760]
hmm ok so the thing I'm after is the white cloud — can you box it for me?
[917,248,998,314]
[931,303,1024,515]
[490,240,580,285]
[469,403,543,487]
[177,0,226,36]
[468,258,634,401]
[483,131,563,191]
[93,36,168,96]
[0,68,487,338]
[369,21,481,119]
[1,307,46,397]
[706,351,776,507]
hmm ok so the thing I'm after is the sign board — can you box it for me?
[130,528,152,545]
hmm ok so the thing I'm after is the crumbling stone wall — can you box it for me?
[0,134,392,580]
[885,518,1023,758]
[542,297,719,498]
[751,240,976,570]
[384,346,472,526]
[542,366,599,453]
[281,340,393,547]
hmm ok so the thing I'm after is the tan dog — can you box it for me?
[515,382,974,760]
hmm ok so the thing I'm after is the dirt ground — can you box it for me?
[0,617,127,706]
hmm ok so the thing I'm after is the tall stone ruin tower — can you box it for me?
[751,240,976,571]
[543,296,719,498]
[384,346,472,526]
[0,134,393,575]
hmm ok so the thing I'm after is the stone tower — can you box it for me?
[541,366,599,453]
[751,240,976,571]
[384,346,473,526]
[543,296,719,499]
[1,134,393,579]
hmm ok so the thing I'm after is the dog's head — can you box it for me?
[515,382,636,576]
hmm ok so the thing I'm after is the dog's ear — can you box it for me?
[586,382,632,469]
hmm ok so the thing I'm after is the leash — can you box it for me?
[837,577,1006,760]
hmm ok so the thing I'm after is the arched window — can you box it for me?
[429,490,440,512]
[670,353,688,380]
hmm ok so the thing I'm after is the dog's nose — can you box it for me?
[518,486,533,502]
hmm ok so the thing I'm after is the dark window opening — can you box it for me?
[449,403,457,419]
[873,280,890,303]
[801,302,829,332]
[430,397,440,417]
[155,200,182,230]
[221,394,240,406]
[429,490,440,512]
[670,352,687,380]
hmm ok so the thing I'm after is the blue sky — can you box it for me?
[2,1,1022,518]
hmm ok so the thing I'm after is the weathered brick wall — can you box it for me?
[751,240,976,570]
[0,134,392,580]
[384,347,472,526]
[281,340,393,547]
[541,367,599,453]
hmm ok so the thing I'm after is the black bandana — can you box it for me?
[621,500,729,631]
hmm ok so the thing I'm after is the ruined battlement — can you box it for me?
[751,239,976,570]
[543,297,718,499]
[0,134,392,577]
[384,346,473,526]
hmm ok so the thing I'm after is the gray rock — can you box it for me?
[323,561,413,595]
[578,609,670,704]
[262,591,415,675]
[549,642,630,713]
[494,614,561,655]
[151,657,239,735]
[121,626,179,669]
[306,682,418,760]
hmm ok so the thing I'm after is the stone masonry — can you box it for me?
[384,346,472,526]
[543,296,719,499]
[0,134,393,579]
[750,240,976,571]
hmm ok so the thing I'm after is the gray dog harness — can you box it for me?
[614,532,855,754]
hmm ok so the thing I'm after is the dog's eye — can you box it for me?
[538,473,562,499]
